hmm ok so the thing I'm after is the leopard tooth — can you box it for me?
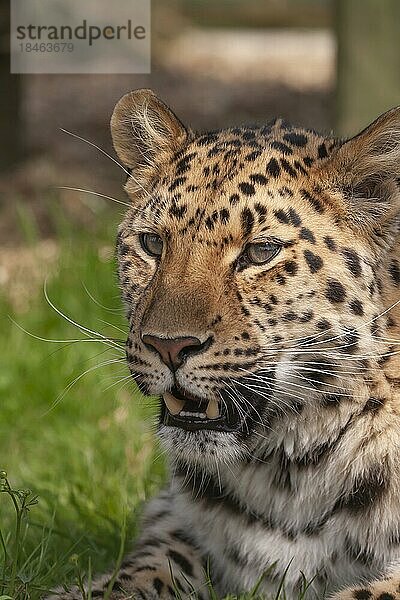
[206,398,220,419]
[163,392,185,416]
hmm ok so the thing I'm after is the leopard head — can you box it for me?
[111,89,400,466]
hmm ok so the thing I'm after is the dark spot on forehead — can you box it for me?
[230,193,239,205]
[304,250,323,273]
[326,279,346,303]
[288,208,301,227]
[294,160,308,175]
[175,152,197,175]
[299,228,316,243]
[281,186,294,197]
[283,132,308,147]
[341,248,362,277]
[196,133,219,146]
[317,143,328,159]
[171,148,185,162]
[303,156,314,167]
[205,211,219,231]
[254,203,267,223]
[324,236,336,251]
[241,208,254,237]
[300,189,325,213]
[249,173,268,185]
[238,182,256,197]
[168,177,187,192]
[207,146,221,159]
[169,203,187,220]
[274,209,290,224]
[245,150,262,162]
[280,159,298,179]
[270,141,293,155]
[266,157,281,178]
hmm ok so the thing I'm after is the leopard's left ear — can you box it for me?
[319,107,400,232]
[110,89,191,192]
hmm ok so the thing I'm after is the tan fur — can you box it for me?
[48,91,400,599]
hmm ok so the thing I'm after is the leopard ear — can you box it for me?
[110,89,190,188]
[320,107,400,232]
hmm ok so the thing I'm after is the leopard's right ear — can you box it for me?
[110,89,190,189]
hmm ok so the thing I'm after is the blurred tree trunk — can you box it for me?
[0,1,23,172]
[336,0,400,137]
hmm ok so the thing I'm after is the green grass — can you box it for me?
[0,209,166,598]
[0,207,292,600]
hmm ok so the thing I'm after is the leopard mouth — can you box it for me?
[161,386,241,432]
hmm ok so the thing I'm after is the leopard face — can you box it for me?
[111,90,400,466]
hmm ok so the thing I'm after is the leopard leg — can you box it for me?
[331,570,400,600]
[45,491,208,599]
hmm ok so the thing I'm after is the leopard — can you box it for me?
[48,89,400,600]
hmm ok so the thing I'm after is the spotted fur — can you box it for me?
[49,90,400,599]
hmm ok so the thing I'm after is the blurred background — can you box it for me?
[1,1,400,597]
[2,0,400,243]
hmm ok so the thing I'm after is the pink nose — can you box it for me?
[142,335,206,371]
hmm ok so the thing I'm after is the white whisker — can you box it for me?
[60,128,152,199]
[60,128,131,177]
[43,280,123,352]
[43,357,126,416]
[82,282,124,314]
[57,186,130,208]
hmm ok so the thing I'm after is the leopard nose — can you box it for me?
[141,334,211,371]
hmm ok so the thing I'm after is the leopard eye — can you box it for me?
[244,242,281,266]
[139,233,163,257]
